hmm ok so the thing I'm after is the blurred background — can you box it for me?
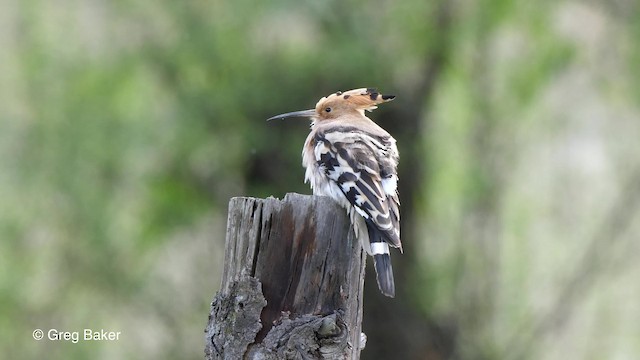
[1,0,639,359]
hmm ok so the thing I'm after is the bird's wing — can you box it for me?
[314,128,401,248]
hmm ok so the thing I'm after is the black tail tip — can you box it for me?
[381,94,396,101]
[380,283,395,298]
[374,254,395,298]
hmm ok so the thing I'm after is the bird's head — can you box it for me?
[267,88,395,123]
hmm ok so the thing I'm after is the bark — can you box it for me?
[205,193,366,360]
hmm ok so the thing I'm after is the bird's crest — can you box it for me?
[266,87,394,122]
[315,88,395,114]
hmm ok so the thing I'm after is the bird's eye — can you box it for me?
[325,107,332,113]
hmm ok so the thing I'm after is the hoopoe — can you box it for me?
[268,88,401,297]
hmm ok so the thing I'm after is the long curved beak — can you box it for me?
[267,109,316,121]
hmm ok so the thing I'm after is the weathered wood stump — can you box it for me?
[205,193,366,360]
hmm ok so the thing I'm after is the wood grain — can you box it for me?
[205,193,366,360]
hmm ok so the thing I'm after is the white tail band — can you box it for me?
[370,242,390,255]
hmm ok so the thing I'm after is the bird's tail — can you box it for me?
[373,253,395,297]
[366,222,395,297]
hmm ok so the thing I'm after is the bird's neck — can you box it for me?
[310,113,373,130]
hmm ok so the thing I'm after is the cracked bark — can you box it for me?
[205,193,366,360]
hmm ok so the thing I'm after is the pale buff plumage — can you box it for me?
[268,88,401,297]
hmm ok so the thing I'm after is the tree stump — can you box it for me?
[204,193,366,360]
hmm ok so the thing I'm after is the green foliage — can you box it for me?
[1,0,639,359]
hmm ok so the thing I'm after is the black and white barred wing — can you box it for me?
[314,129,401,249]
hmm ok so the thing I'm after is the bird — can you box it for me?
[267,88,401,297]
